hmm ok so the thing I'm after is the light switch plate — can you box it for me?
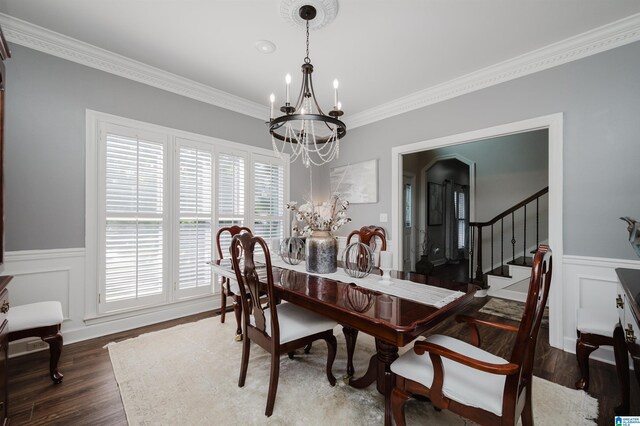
[379,213,388,223]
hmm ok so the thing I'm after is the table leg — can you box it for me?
[342,326,359,380]
[346,338,399,426]
[614,322,630,415]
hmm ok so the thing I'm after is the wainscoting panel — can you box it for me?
[3,247,639,367]
[562,255,640,365]
[1,248,217,353]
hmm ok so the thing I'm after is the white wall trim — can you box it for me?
[2,247,220,350]
[0,13,266,120]
[348,13,640,129]
[392,113,564,348]
[1,12,639,128]
[563,254,640,269]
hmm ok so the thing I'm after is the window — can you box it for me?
[176,140,213,298]
[404,183,412,228]
[455,189,466,250]
[101,125,168,311]
[252,155,285,251]
[90,112,288,315]
[216,151,246,256]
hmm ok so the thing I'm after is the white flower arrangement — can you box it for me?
[287,193,351,236]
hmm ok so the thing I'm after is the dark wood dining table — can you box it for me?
[211,260,477,425]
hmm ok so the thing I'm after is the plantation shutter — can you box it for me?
[177,142,213,296]
[252,157,285,249]
[104,130,165,309]
[216,153,246,253]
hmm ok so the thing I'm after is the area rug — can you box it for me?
[479,297,549,327]
[107,318,596,425]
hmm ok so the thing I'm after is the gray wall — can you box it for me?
[325,40,640,260]
[4,44,274,251]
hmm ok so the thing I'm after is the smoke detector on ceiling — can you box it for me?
[280,0,339,30]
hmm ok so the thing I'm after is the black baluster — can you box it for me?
[511,212,515,263]
[536,197,539,248]
[501,218,504,275]
[523,204,527,265]
[491,223,494,275]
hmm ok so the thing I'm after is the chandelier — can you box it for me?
[269,4,346,168]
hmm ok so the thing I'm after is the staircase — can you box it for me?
[486,256,535,302]
[469,187,548,300]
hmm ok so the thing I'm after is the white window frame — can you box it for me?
[86,110,289,319]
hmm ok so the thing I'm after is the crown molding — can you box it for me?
[0,13,267,120]
[347,12,640,129]
[1,12,639,128]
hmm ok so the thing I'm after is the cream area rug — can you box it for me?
[107,318,597,425]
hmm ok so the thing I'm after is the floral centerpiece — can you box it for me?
[286,193,351,273]
[286,193,351,237]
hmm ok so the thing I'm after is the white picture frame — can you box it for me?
[330,159,378,203]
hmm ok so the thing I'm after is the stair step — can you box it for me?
[486,265,511,278]
[507,256,533,267]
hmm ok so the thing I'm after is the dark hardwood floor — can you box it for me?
[6,302,635,425]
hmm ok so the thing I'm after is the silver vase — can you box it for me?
[305,230,338,274]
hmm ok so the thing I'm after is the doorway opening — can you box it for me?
[391,114,563,348]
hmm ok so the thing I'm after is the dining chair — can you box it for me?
[230,232,338,417]
[390,244,552,426]
[216,225,252,341]
[347,225,387,264]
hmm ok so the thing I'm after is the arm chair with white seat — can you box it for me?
[215,225,252,341]
[230,232,338,417]
[390,244,552,426]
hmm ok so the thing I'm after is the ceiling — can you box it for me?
[1,0,640,122]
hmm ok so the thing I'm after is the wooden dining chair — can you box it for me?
[347,225,387,266]
[216,225,252,341]
[390,244,552,426]
[230,232,338,417]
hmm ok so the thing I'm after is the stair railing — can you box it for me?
[468,186,548,285]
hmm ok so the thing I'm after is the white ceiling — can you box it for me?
[1,0,640,120]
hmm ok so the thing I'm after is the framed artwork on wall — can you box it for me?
[330,159,378,203]
[428,182,443,226]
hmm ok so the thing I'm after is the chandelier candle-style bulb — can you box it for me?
[270,93,275,119]
[268,4,347,168]
[285,74,292,104]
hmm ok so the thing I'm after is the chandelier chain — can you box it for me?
[304,19,310,64]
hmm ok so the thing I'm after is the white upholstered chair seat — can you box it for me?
[8,301,63,333]
[251,302,337,344]
[226,279,241,295]
[391,334,509,416]
[576,307,618,337]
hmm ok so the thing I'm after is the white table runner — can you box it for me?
[269,259,465,308]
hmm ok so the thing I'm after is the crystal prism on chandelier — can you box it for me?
[268,4,346,168]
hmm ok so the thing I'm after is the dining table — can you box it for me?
[211,256,477,425]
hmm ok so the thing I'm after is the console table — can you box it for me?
[614,268,640,415]
[0,276,11,425]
